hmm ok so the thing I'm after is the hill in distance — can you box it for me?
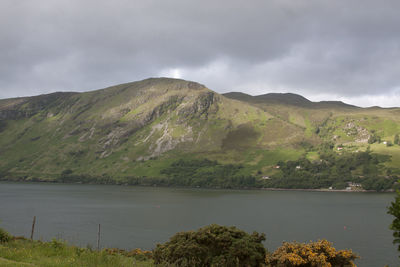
[1,77,400,189]
[223,92,358,109]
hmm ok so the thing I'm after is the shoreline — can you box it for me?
[260,187,381,193]
[0,179,393,193]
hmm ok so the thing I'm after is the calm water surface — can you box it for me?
[0,182,397,266]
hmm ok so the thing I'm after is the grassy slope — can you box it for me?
[0,78,306,180]
[1,77,400,182]
[0,239,152,267]
[225,92,400,161]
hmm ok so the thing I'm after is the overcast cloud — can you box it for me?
[1,0,399,107]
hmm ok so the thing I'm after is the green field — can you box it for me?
[370,143,400,168]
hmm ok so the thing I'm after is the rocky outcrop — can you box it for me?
[178,92,217,119]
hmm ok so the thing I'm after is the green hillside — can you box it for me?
[1,78,399,190]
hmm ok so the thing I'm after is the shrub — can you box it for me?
[153,224,266,266]
[265,239,358,267]
[105,248,152,261]
[61,169,73,176]
[50,238,66,249]
[0,227,12,243]
[388,189,400,253]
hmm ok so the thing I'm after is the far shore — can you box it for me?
[0,179,395,193]
[260,187,384,193]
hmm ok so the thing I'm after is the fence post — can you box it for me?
[30,216,36,240]
[97,224,101,251]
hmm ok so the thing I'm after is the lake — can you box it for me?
[0,182,397,266]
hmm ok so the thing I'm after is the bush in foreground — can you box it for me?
[388,188,400,253]
[153,224,266,266]
[0,227,11,243]
[265,239,358,267]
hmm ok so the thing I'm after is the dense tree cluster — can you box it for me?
[160,159,257,188]
[56,160,258,189]
[60,170,116,184]
[263,150,397,191]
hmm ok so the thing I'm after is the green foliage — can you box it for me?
[17,151,398,191]
[318,141,334,152]
[50,238,66,250]
[361,176,396,191]
[0,228,11,243]
[61,169,73,176]
[388,188,400,254]
[298,141,314,151]
[395,134,400,145]
[59,171,116,184]
[160,159,257,188]
[263,150,395,191]
[368,131,381,144]
[0,238,153,267]
[153,224,266,267]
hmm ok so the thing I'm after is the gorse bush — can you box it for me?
[153,224,266,267]
[0,227,12,243]
[105,248,152,261]
[265,240,358,267]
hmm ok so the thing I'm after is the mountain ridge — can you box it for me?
[1,81,388,110]
[223,92,359,109]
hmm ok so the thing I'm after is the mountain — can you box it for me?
[223,92,357,109]
[1,78,400,187]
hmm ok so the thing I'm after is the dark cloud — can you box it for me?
[0,0,399,106]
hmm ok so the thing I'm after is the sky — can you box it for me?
[1,0,400,107]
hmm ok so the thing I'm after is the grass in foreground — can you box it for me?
[0,238,153,267]
[0,224,360,267]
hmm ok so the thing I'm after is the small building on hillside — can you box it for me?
[347,182,362,188]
